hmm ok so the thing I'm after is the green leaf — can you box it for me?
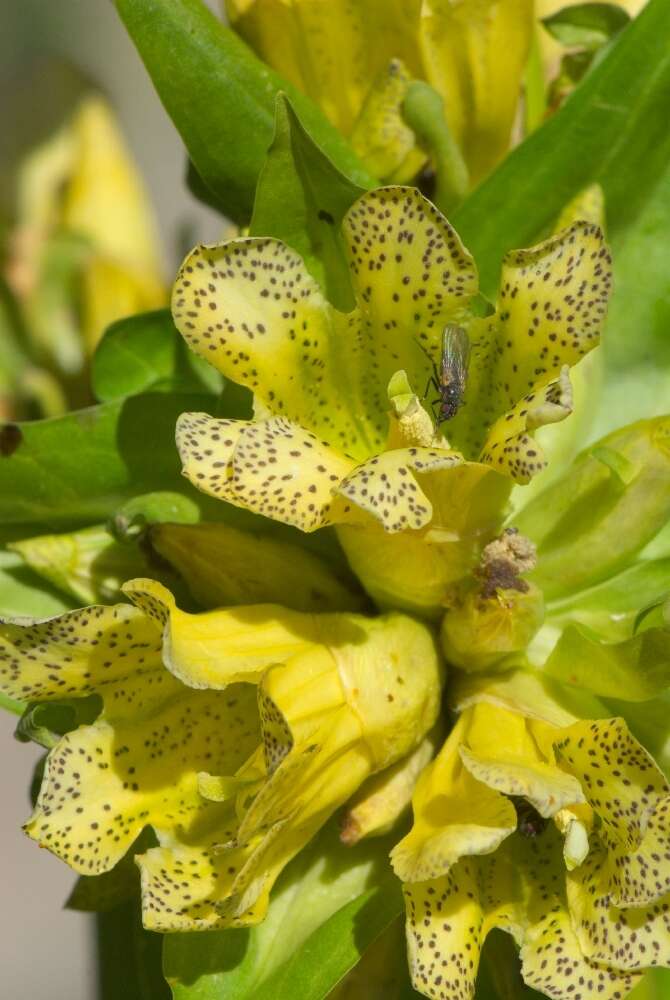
[163,823,402,1000]
[547,558,670,642]
[517,417,670,600]
[92,310,223,401]
[542,3,630,51]
[114,0,375,224]
[250,95,364,311]
[453,0,670,299]
[0,393,228,537]
[543,618,670,702]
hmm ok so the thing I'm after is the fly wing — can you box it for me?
[442,325,471,384]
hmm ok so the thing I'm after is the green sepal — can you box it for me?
[15,695,101,750]
[541,3,630,52]
[250,95,364,311]
[109,492,200,542]
[9,524,174,604]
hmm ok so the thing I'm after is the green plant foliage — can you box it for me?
[114,0,375,223]
[163,823,402,1000]
[453,0,670,295]
[250,95,364,311]
[541,2,630,50]
[0,393,226,537]
[92,310,223,400]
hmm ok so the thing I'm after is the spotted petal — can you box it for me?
[172,187,478,460]
[567,845,670,973]
[177,413,355,531]
[391,714,517,884]
[404,854,518,1000]
[518,830,642,1000]
[0,602,162,703]
[337,446,462,532]
[25,680,260,875]
[122,578,325,688]
[478,367,573,483]
[448,222,611,470]
[554,718,670,906]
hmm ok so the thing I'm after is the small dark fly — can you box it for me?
[513,797,548,839]
[418,325,471,424]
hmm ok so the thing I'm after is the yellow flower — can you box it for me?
[7,96,165,367]
[391,690,670,1000]
[172,185,611,614]
[0,577,442,932]
[225,0,534,184]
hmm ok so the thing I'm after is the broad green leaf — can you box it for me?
[629,969,670,999]
[92,310,223,401]
[250,95,364,310]
[163,823,402,1000]
[0,393,228,537]
[541,3,630,51]
[543,618,670,702]
[546,558,670,642]
[114,0,375,223]
[517,417,670,600]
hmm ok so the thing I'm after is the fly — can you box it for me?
[513,797,548,839]
[418,325,471,424]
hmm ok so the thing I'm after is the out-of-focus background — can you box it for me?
[1,2,220,997]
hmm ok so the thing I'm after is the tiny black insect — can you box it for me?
[417,324,471,424]
[513,797,548,839]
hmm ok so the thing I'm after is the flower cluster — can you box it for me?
[3,181,669,1000]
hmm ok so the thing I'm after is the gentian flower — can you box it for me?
[0,576,442,931]
[172,185,611,615]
